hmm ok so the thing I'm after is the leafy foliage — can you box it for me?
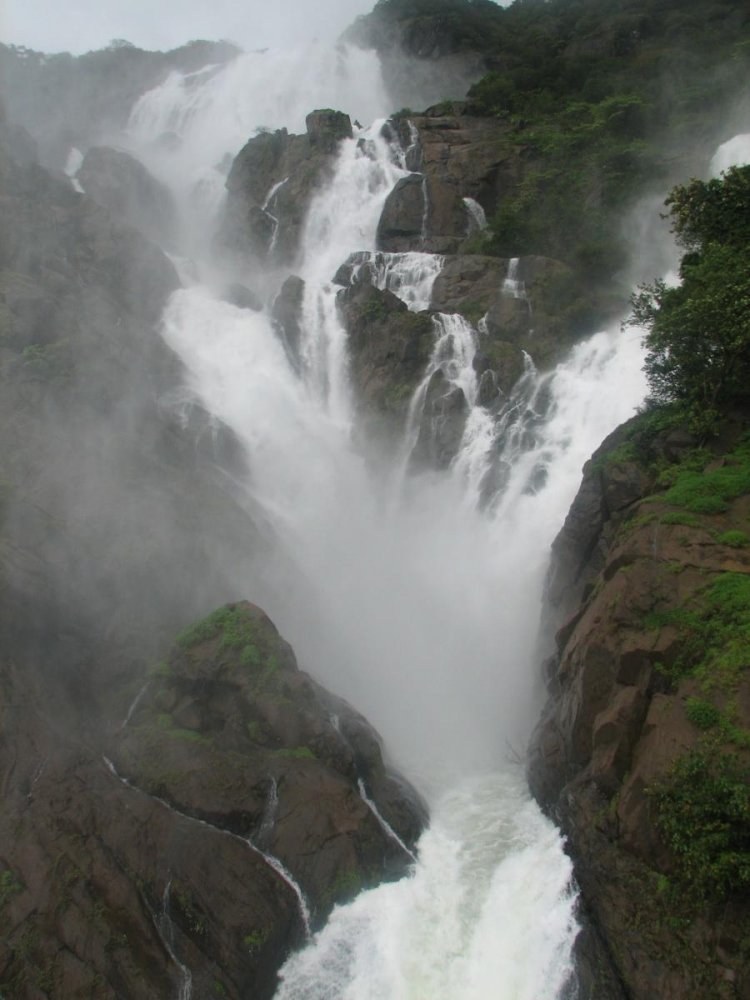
[647,570,750,690]
[653,744,750,901]
[631,167,750,427]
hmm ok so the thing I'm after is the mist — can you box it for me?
[2,0,376,55]
[2,4,749,994]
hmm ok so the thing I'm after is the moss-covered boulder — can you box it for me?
[117,602,425,927]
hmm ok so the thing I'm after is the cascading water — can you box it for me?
[117,45,656,998]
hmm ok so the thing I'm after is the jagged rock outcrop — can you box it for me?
[76,145,178,248]
[336,280,433,436]
[529,413,750,999]
[217,110,353,274]
[380,106,527,254]
[0,604,424,1000]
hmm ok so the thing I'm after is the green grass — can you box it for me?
[717,530,749,548]
[156,713,210,745]
[661,442,750,515]
[176,606,267,668]
[271,746,316,761]
[646,573,750,692]
[660,511,702,528]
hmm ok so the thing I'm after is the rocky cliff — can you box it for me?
[0,603,422,999]
[529,412,750,999]
[0,109,424,997]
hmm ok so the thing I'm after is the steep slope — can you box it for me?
[530,413,750,998]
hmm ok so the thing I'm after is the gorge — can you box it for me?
[1,1,749,998]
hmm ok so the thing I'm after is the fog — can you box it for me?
[2,0,376,54]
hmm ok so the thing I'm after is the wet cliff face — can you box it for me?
[0,113,425,1000]
[0,603,423,1000]
[529,413,750,1000]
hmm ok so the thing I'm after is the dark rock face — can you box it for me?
[77,145,178,248]
[217,109,353,271]
[377,173,428,251]
[528,419,750,999]
[0,604,424,1000]
[336,281,433,436]
[271,275,306,368]
[305,109,354,152]
[411,371,468,470]
[382,108,527,254]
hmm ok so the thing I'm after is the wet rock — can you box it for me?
[411,371,468,469]
[377,173,427,252]
[217,109,353,270]
[117,603,425,924]
[305,109,353,152]
[529,419,750,999]
[337,281,433,432]
[77,145,178,248]
[271,275,306,367]
[224,282,262,311]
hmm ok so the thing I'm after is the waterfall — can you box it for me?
[348,251,444,311]
[118,50,656,999]
[463,197,488,233]
[357,779,418,865]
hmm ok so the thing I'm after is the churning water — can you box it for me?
[112,42,661,998]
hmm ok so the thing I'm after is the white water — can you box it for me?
[710,132,750,175]
[464,196,488,233]
[118,46,659,999]
[349,251,444,311]
[277,774,577,1000]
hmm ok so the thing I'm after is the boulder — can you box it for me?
[0,603,425,1000]
[305,109,353,152]
[117,602,426,928]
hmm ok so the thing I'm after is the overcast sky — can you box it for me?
[1,0,379,54]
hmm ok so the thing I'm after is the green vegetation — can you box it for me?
[659,511,701,528]
[661,444,750,514]
[0,869,23,910]
[271,746,317,761]
[685,698,723,731]
[717,530,749,548]
[647,572,750,692]
[462,0,746,279]
[632,166,750,433]
[652,742,750,901]
[156,713,210,745]
[243,928,269,953]
[175,604,277,676]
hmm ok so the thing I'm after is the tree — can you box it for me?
[631,165,750,430]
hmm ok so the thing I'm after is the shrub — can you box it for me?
[653,744,750,901]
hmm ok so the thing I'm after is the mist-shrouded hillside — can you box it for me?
[0,0,749,997]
